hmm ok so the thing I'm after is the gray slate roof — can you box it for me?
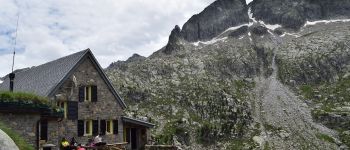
[0,50,87,96]
[0,49,127,109]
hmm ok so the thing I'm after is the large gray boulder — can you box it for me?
[0,129,19,150]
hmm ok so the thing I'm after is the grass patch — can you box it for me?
[0,91,49,105]
[340,131,350,147]
[264,142,271,150]
[264,124,282,132]
[0,121,34,150]
[300,85,313,99]
[316,133,335,144]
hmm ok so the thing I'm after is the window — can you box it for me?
[78,120,97,137]
[79,85,97,102]
[85,86,92,101]
[84,120,92,136]
[40,120,48,141]
[106,120,113,134]
[57,101,67,118]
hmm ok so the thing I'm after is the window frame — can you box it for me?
[57,101,67,119]
[84,86,92,102]
[84,120,93,136]
[106,120,113,134]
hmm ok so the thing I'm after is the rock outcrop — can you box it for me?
[106,0,350,149]
[163,25,184,55]
[180,0,248,42]
[251,0,350,29]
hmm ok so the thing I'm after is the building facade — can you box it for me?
[0,49,154,150]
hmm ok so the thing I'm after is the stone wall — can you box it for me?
[48,57,125,146]
[0,113,40,149]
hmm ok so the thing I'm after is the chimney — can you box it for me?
[9,73,15,92]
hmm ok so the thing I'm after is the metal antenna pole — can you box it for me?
[10,13,19,92]
[12,13,20,73]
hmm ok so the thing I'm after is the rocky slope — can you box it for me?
[106,0,350,149]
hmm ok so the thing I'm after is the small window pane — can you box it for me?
[107,121,111,133]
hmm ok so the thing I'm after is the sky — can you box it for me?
[0,0,254,77]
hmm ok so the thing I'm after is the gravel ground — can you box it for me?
[252,51,341,149]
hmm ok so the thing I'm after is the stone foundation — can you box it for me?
[0,113,40,149]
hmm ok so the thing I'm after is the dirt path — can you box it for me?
[252,52,340,149]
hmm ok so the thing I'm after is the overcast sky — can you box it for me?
[0,0,253,77]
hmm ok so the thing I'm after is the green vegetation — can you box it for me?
[155,119,190,145]
[299,85,313,100]
[264,124,282,132]
[316,133,335,144]
[264,142,271,150]
[0,91,63,115]
[297,77,350,147]
[0,91,49,105]
[339,131,350,147]
[0,121,34,150]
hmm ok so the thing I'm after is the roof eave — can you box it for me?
[122,116,155,128]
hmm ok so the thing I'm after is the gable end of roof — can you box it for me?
[47,49,127,109]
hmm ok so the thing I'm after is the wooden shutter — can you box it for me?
[91,86,98,102]
[113,120,118,134]
[78,120,84,137]
[67,101,78,120]
[93,120,99,136]
[40,120,48,140]
[79,86,85,102]
[100,120,106,135]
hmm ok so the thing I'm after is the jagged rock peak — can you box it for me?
[251,0,350,29]
[163,25,185,55]
[181,0,249,42]
[107,54,145,70]
[126,53,146,62]
[168,25,182,43]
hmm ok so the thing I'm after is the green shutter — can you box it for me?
[113,120,118,134]
[100,120,106,135]
[92,86,98,102]
[79,86,85,102]
[78,120,84,137]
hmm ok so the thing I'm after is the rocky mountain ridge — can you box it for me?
[106,0,350,149]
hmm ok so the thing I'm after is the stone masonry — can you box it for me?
[0,113,40,149]
[47,56,125,146]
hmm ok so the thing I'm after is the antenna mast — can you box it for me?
[12,13,19,73]
[10,13,19,92]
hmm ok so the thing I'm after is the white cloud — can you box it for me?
[0,0,252,77]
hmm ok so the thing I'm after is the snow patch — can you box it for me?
[260,20,282,30]
[304,19,350,27]
[219,24,249,36]
[248,7,282,30]
[281,32,300,38]
[248,8,257,27]
[0,80,2,84]
[248,32,253,42]
[192,37,228,47]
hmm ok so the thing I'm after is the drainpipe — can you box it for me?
[9,73,15,92]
